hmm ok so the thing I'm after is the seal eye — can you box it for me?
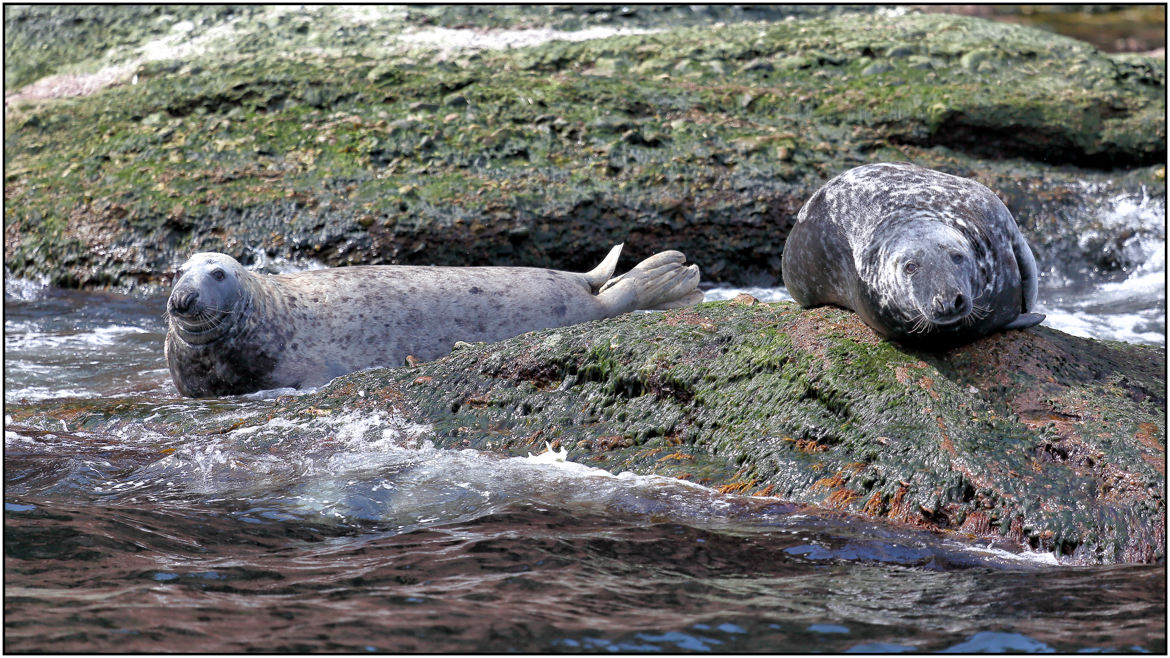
[904,262,919,275]
[211,269,226,282]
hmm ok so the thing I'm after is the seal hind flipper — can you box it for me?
[647,289,706,310]
[597,250,702,312]
[581,244,624,292]
[1003,312,1045,330]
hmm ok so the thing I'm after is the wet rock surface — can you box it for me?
[291,302,1163,565]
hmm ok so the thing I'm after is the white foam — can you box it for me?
[524,441,569,463]
[3,274,52,301]
[1036,298,1163,344]
[1040,187,1165,345]
[518,442,716,494]
[1074,186,1165,283]
[4,386,94,403]
[240,385,313,400]
[957,541,1063,567]
[703,286,793,303]
[5,324,153,351]
[245,246,328,275]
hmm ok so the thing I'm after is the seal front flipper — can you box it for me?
[1003,312,1045,330]
[597,250,702,312]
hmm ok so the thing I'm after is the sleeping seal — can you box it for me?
[781,162,1044,348]
[165,245,703,397]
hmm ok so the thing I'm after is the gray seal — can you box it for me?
[781,162,1044,348]
[165,245,702,397]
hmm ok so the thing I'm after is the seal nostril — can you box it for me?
[173,291,199,313]
[954,293,965,309]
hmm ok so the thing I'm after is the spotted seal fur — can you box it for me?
[165,245,702,397]
[781,162,1044,348]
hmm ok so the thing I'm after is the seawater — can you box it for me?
[3,192,1165,652]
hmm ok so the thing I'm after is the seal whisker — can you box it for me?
[908,312,933,335]
[962,303,991,326]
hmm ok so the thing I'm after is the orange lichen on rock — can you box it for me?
[825,488,861,509]
[717,479,756,495]
[918,375,940,401]
[661,310,716,332]
[795,438,828,453]
[959,511,995,537]
[753,483,777,497]
[1135,422,1165,453]
[813,472,847,491]
[861,491,885,515]
[937,416,957,456]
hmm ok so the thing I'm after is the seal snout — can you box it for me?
[170,289,200,315]
[930,290,971,324]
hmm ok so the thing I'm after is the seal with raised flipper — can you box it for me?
[780,162,1044,348]
[165,245,703,397]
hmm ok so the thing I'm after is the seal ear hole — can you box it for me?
[211,269,226,282]
[950,253,965,264]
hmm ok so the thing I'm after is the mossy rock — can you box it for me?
[4,9,1164,291]
[271,300,1165,565]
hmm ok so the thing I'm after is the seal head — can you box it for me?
[167,253,249,345]
[165,252,290,396]
[857,220,983,338]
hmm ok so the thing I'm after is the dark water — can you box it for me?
[5,500,1165,653]
[4,250,1166,652]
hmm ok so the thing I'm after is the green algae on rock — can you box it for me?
[270,301,1165,565]
[4,9,1164,291]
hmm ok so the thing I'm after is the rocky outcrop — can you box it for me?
[269,300,1166,565]
[4,8,1164,290]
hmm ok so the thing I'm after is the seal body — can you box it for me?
[781,162,1043,348]
[165,246,702,397]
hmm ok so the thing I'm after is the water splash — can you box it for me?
[244,246,328,275]
[1041,187,1165,344]
[3,272,52,301]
